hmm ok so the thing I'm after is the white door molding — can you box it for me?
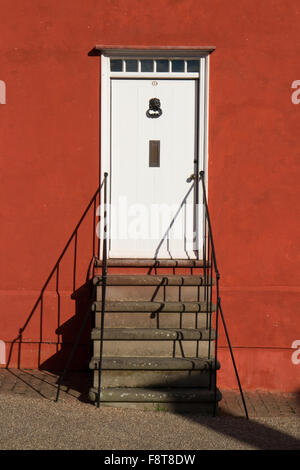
[99,50,211,259]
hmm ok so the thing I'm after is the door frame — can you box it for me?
[97,47,214,259]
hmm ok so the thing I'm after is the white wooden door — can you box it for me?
[110,79,201,259]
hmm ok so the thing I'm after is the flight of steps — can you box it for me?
[88,259,222,414]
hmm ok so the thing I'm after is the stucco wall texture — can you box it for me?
[0,0,299,392]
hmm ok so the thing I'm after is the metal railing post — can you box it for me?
[97,172,108,408]
[199,171,249,419]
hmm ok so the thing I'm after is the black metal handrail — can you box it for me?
[96,172,108,408]
[55,170,248,418]
[199,171,249,419]
[55,173,108,405]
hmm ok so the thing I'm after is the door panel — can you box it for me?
[110,79,200,259]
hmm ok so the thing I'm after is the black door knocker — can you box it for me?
[146,98,162,118]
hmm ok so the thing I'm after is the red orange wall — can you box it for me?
[0,0,299,392]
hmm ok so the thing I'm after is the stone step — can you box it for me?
[96,285,211,302]
[95,258,208,268]
[92,368,216,389]
[89,400,219,413]
[90,259,220,414]
[93,339,212,358]
[89,356,219,371]
[89,387,222,404]
[95,312,211,329]
[92,300,216,313]
[94,274,214,286]
[91,327,216,341]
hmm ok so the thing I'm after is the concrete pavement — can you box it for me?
[0,369,299,450]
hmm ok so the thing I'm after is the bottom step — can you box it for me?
[89,387,222,414]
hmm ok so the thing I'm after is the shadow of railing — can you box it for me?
[154,180,196,259]
[170,384,300,449]
[178,390,300,450]
[6,184,102,372]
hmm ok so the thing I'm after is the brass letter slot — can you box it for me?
[149,140,160,167]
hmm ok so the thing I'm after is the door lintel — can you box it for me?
[94,45,216,57]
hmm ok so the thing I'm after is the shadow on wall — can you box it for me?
[41,282,94,371]
[5,185,102,372]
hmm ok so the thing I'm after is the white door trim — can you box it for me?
[99,51,211,259]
